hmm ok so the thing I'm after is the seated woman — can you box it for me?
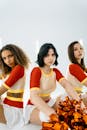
[25,43,86,125]
[66,41,87,106]
[0,44,30,128]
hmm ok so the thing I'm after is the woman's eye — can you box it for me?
[52,54,55,56]
[2,57,6,60]
[74,48,78,51]
[8,55,13,58]
[80,47,83,50]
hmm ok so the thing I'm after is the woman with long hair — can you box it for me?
[0,44,30,128]
[67,41,87,106]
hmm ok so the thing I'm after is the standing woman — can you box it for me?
[26,43,86,125]
[0,44,30,128]
[67,41,87,106]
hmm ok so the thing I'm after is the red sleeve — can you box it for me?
[53,68,64,81]
[69,64,87,82]
[30,67,41,89]
[4,65,24,87]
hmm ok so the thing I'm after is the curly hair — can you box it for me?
[0,44,30,74]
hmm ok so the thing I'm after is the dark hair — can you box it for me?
[68,41,86,71]
[36,43,58,67]
[0,44,30,74]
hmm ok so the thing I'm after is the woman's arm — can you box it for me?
[30,90,56,116]
[0,85,8,96]
[3,65,24,89]
[83,80,87,87]
[0,65,24,96]
[69,64,87,87]
[60,78,86,109]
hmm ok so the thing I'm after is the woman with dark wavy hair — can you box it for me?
[25,43,86,125]
[0,44,30,128]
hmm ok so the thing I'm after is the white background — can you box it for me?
[0,0,87,130]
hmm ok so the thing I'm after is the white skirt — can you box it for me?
[3,104,25,129]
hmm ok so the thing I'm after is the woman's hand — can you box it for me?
[80,101,87,114]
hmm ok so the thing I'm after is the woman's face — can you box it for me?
[43,48,56,67]
[73,43,84,62]
[1,50,15,68]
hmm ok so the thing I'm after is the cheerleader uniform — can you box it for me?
[2,65,26,128]
[67,63,87,105]
[24,67,64,123]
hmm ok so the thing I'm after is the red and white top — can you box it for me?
[67,64,87,93]
[3,65,25,108]
[28,67,64,105]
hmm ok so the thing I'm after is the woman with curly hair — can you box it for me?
[0,44,30,128]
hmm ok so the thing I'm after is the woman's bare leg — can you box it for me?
[30,108,42,125]
[0,104,6,124]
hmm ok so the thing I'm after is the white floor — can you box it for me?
[22,124,41,130]
[0,124,41,130]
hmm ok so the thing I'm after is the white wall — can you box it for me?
[0,0,87,96]
[0,0,87,74]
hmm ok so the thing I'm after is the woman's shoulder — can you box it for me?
[15,64,24,68]
[53,67,62,73]
[31,67,41,74]
[12,64,24,75]
[53,67,64,76]
[69,63,81,70]
[13,64,24,70]
[69,63,84,76]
